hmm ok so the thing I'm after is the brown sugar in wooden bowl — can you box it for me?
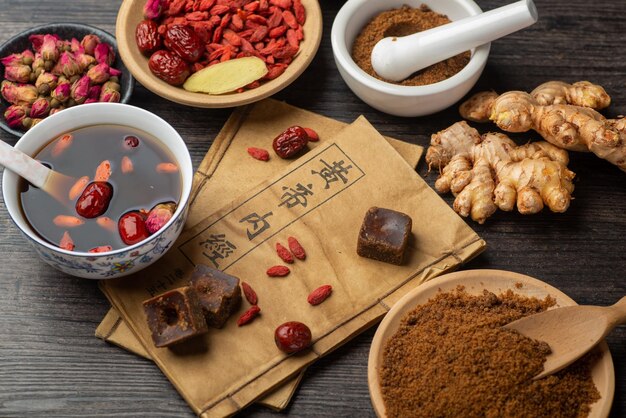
[115,0,322,108]
[367,269,615,418]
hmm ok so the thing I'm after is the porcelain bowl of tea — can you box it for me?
[1,102,193,279]
[331,0,490,117]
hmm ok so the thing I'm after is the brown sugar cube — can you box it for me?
[143,286,208,348]
[189,264,242,328]
[357,207,412,265]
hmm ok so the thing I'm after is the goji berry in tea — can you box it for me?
[59,231,75,251]
[53,215,84,228]
[68,176,90,201]
[94,160,112,182]
[272,125,308,158]
[247,147,270,161]
[274,321,312,353]
[88,245,113,253]
[276,242,294,263]
[287,236,306,260]
[266,265,290,277]
[156,162,179,173]
[121,156,134,174]
[237,305,261,326]
[307,285,332,306]
[241,281,258,305]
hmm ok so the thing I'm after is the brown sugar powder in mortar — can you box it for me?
[380,287,601,418]
[352,5,470,86]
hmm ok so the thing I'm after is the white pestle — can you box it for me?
[371,0,538,82]
[0,139,74,203]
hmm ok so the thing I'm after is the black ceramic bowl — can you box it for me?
[0,23,134,137]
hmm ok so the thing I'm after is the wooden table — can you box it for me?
[1,0,625,416]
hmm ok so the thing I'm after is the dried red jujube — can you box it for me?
[164,25,203,63]
[75,181,113,219]
[148,50,190,86]
[135,19,162,55]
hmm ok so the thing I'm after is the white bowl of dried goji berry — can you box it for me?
[116,0,323,108]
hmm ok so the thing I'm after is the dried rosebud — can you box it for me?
[30,118,43,128]
[35,71,58,95]
[51,52,81,78]
[70,75,91,104]
[31,52,45,72]
[86,63,110,83]
[51,81,71,102]
[4,64,32,83]
[81,34,101,56]
[94,43,115,65]
[29,34,45,51]
[29,97,50,118]
[1,50,34,67]
[87,85,102,101]
[41,34,60,61]
[101,80,120,92]
[143,0,163,19]
[73,51,96,71]
[4,104,28,128]
[108,66,122,78]
[145,202,176,234]
[1,81,37,105]
[99,89,120,103]
[49,106,64,116]
[70,38,82,53]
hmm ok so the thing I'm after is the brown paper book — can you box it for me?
[99,100,485,417]
[95,99,425,411]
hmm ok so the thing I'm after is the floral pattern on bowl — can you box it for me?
[27,207,188,279]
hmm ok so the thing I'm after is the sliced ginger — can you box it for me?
[426,121,575,223]
[459,81,626,170]
[183,57,268,95]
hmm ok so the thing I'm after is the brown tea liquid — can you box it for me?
[20,124,182,252]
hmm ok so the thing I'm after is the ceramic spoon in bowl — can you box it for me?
[371,0,538,82]
[0,139,74,203]
[505,296,626,379]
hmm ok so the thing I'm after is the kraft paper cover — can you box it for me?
[95,99,424,411]
[99,101,485,417]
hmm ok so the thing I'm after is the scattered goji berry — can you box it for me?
[247,147,270,161]
[287,236,306,260]
[241,281,258,305]
[267,265,290,277]
[276,242,294,263]
[303,127,319,142]
[69,176,90,201]
[237,305,261,326]
[307,285,333,306]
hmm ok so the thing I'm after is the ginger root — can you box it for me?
[426,121,575,223]
[458,81,626,171]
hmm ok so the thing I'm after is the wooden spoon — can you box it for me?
[505,296,626,379]
[0,139,74,203]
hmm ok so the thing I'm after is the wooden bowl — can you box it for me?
[368,269,615,418]
[0,23,134,137]
[115,0,322,108]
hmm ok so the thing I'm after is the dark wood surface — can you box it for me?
[1,0,625,416]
